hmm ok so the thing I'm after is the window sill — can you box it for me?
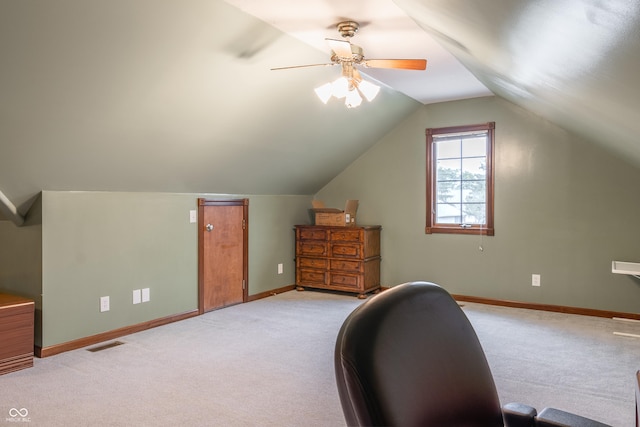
[425,226,494,236]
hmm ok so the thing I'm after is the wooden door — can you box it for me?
[198,199,248,313]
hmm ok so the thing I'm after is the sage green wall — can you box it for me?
[0,195,43,345]
[316,96,640,314]
[40,191,310,347]
[247,195,311,292]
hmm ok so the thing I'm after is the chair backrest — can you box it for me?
[334,281,504,427]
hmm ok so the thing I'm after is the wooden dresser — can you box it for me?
[0,293,34,375]
[295,225,381,298]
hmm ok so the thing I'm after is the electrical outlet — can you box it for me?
[142,288,150,303]
[532,274,541,287]
[133,289,141,304]
[100,296,110,312]
[277,263,283,275]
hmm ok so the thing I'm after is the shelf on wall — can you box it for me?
[611,261,640,279]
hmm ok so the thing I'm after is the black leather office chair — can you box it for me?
[334,281,613,427]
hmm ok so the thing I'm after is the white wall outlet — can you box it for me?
[189,210,197,224]
[277,263,283,275]
[100,296,110,312]
[133,289,141,304]
[532,274,541,287]
[142,288,150,303]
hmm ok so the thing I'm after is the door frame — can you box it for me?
[197,198,249,314]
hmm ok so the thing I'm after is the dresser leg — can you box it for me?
[296,286,305,292]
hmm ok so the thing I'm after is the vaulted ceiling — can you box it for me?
[1,0,639,218]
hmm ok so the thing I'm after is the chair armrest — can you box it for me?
[502,402,537,427]
[536,407,612,427]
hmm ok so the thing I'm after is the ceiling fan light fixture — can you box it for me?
[276,19,427,109]
[331,76,349,99]
[357,79,380,102]
[314,82,333,104]
[314,75,378,108]
[345,88,363,108]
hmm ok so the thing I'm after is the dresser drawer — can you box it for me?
[299,228,328,241]
[297,269,327,286]
[298,257,328,270]
[330,229,362,242]
[297,241,328,257]
[329,272,361,290]
[330,259,363,273]
[330,242,362,259]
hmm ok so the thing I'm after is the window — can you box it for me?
[426,122,494,235]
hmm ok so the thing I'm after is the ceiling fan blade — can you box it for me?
[363,59,427,70]
[326,38,352,59]
[270,63,334,71]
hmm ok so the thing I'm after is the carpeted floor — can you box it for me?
[464,303,639,426]
[1,289,637,426]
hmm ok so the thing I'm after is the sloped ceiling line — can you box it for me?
[0,189,25,226]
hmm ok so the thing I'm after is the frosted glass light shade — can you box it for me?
[314,74,379,108]
[358,80,380,102]
[331,77,349,99]
[345,88,363,108]
[314,82,333,104]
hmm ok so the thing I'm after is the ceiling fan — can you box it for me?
[272,21,427,108]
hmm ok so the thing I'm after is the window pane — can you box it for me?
[436,203,461,223]
[437,159,461,180]
[462,203,485,224]
[437,182,461,203]
[462,180,485,203]
[435,140,460,159]
[462,137,486,157]
[462,157,486,178]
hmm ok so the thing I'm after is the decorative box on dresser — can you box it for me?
[295,225,381,298]
[0,293,35,375]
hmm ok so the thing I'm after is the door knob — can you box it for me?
[206,224,214,232]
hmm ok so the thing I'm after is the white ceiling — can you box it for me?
[224,0,493,104]
[225,0,640,169]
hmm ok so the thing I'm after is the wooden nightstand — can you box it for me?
[0,293,34,375]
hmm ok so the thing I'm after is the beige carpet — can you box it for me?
[1,289,637,426]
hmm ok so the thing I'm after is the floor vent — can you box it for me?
[87,341,125,352]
